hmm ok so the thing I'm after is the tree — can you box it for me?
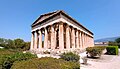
[108,41,118,46]
[115,38,120,47]
[115,38,120,43]
[6,39,15,49]
[13,38,25,50]
[23,42,30,51]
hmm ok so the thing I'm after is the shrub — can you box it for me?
[0,49,16,69]
[60,52,80,62]
[105,46,118,55]
[86,46,106,58]
[1,52,37,69]
[11,57,80,69]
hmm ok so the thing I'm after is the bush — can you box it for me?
[105,46,118,55]
[86,46,106,58]
[1,52,37,69]
[60,52,80,62]
[0,49,16,69]
[11,57,80,69]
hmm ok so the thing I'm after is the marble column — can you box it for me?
[44,28,48,49]
[86,35,88,48]
[34,31,38,49]
[92,37,94,46]
[30,32,34,50]
[79,31,82,48]
[51,25,55,50]
[66,25,70,50]
[82,32,84,48]
[71,28,75,49]
[59,23,64,50]
[38,30,42,50]
[84,34,86,48]
[76,30,79,49]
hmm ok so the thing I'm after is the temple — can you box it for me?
[30,10,94,54]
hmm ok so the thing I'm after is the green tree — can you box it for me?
[13,38,25,50]
[108,41,118,46]
[23,42,30,50]
[115,38,120,43]
[115,38,120,47]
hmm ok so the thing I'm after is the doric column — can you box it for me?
[92,37,94,46]
[84,34,86,48]
[66,25,70,50]
[86,35,88,48]
[76,30,79,49]
[30,32,34,50]
[34,31,38,49]
[83,33,85,48]
[38,30,42,50]
[71,27,75,49]
[44,28,48,49]
[54,30,56,49]
[59,22,64,50]
[88,36,90,47]
[81,32,84,48]
[79,31,82,48]
[51,25,55,50]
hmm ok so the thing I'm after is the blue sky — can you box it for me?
[0,0,120,41]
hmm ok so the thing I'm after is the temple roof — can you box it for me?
[32,10,93,35]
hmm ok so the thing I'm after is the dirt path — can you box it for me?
[81,51,120,69]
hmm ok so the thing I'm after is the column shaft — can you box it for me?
[44,28,48,49]
[66,25,70,50]
[30,32,34,50]
[59,23,64,50]
[38,30,42,50]
[79,31,82,48]
[81,32,84,48]
[71,28,75,49]
[51,25,55,50]
[76,30,79,48]
[34,31,38,49]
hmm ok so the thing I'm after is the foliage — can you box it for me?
[108,41,118,46]
[86,46,106,58]
[115,38,120,47]
[0,49,16,69]
[105,46,118,55]
[11,57,80,69]
[115,38,120,43]
[0,38,30,51]
[0,52,37,69]
[60,52,80,62]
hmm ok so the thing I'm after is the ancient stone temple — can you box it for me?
[30,10,94,54]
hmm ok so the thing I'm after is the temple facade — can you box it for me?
[30,10,94,54]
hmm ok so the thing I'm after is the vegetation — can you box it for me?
[0,38,30,51]
[60,52,80,62]
[0,49,16,69]
[11,57,80,69]
[0,49,37,69]
[86,46,106,58]
[108,38,120,48]
[105,46,118,55]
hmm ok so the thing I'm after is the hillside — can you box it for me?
[95,36,120,42]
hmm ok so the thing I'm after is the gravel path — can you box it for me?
[81,50,120,69]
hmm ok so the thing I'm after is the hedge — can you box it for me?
[106,46,118,55]
[11,57,80,69]
[60,52,80,62]
[86,46,106,58]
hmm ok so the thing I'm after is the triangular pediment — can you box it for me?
[32,10,93,35]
